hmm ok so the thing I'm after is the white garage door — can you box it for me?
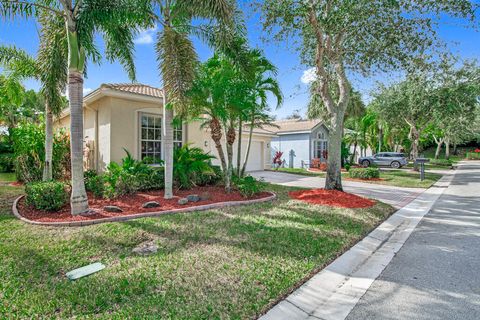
[244,141,263,172]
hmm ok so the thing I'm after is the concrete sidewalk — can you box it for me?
[346,161,480,320]
[251,171,424,209]
[260,170,455,320]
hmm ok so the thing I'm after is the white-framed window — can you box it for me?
[140,113,162,163]
[174,124,183,149]
[313,130,328,160]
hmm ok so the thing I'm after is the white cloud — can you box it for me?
[83,88,93,95]
[134,26,158,45]
[301,67,317,84]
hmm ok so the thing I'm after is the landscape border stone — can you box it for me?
[12,192,277,227]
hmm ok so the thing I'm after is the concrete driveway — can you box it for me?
[250,171,425,209]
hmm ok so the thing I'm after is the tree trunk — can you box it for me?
[445,138,450,160]
[163,104,174,199]
[453,143,458,155]
[236,117,242,176]
[225,125,236,193]
[68,71,89,215]
[240,117,255,177]
[43,102,53,181]
[350,142,357,164]
[325,112,344,191]
[434,139,443,159]
[378,126,383,153]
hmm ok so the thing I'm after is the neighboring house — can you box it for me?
[55,83,273,172]
[269,119,329,168]
[269,119,372,168]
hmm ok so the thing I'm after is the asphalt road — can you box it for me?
[346,161,480,320]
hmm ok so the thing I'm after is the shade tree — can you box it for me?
[256,0,477,190]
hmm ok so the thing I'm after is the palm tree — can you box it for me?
[188,55,244,192]
[0,13,68,181]
[1,0,153,214]
[239,50,282,177]
[154,0,239,199]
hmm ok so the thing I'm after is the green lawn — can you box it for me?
[272,168,441,188]
[353,170,443,188]
[0,172,16,182]
[273,167,325,177]
[0,184,394,319]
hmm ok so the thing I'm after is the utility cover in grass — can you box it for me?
[66,262,105,280]
[289,189,376,208]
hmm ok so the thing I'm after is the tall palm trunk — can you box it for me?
[210,118,227,172]
[236,117,242,176]
[325,111,344,190]
[240,114,255,177]
[163,103,174,199]
[42,102,53,181]
[68,70,88,214]
[225,125,236,193]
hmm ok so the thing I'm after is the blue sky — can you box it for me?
[0,3,479,119]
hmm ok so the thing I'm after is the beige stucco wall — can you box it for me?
[55,93,272,172]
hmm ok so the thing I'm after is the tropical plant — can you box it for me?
[173,144,216,189]
[233,175,264,198]
[1,0,154,214]
[257,0,477,191]
[188,55,246,192]
[153,0,240,199]
[11,122,70,183]
[0,22,68,181]
[239,49,282,177]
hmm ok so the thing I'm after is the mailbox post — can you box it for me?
[415,158,430,181]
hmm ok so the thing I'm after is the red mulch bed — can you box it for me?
[17,186,271,223]
[289,189,376,208]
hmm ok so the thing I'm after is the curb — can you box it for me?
[260,172,455,320]
[12,192,277,227]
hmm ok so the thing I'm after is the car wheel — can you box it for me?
[391,161,400,169]
[362,160,370,167]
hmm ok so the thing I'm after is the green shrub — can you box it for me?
[0,153,14,172]
[233,175,265,198]
[173,144,216,189]
[84,170,105,198]
[466,152,480,160]
[103,150,165,198]
[12,123,70,182]
[194,165,223,186]
[429,159,453,166]
[25,181,68,211]
[349,167,380,179]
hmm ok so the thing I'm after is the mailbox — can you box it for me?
[414,158,430,181]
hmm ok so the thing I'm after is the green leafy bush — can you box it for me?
[25,181,68,211]
[84,170,105,198]
[429,159,453,167]
[173,144,216,189]
[233,175,265,198]
[103,150,165,198]
[349,167,380,179]
[0,153,14,172]
[194,165,222,186]
[11,123,70,182]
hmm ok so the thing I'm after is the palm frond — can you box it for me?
[0,45,38,79]
[157,26,198,116]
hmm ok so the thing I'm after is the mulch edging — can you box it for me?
[12,192,277,227]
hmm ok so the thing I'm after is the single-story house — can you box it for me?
[268,119,372,168]
[55,83,274,172]
[269,119,329,168]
